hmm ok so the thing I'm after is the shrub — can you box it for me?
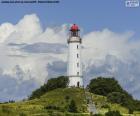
[45,76,69,91]
[19,112,27,116]
[29,76,69,99]
[101,104,110,109]
[128,108,134,114]
[65,95,70,102]
[68,99,77,113]
[88,77,123,96]
[45,105,60,110]
[88,77,139,111]
[107,92,126,104]
[105,110,122,116]
[92,114,103,116]
[134,100,140,111]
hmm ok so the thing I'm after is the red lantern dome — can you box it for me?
[70,24,79,31]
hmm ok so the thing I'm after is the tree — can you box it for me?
[88,77,123,96]
[128,107,134,114]
[107,92,127,104]
[29,76,69,99]
[133,100,140,111]
[68,99,78,113]
[88,77,139,111]
[107,92,135,110]
[45,76,69,91]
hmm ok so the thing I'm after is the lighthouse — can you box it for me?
[67,24,83,87]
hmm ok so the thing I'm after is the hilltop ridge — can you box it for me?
[0,76,140,116]
[0,88,140,116]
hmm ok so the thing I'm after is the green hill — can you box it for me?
[0,88,140,116]
[0,76,140,116]
[0,88,87,116]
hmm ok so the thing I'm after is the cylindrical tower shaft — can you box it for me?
[67,24,83,87]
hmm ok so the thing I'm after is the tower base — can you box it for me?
[68,76,83,87]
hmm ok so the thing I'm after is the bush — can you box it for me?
[92,114,103,116]
[128,108,134,114]
[88,77,123,96]
[105,111,122,116]
[29,76,69,99]
[65,95,70,102]
[68,99,77,113]
[45,76,69,91]
[88,77,140,111]
[19,112,27,116]
[45,105,60,110]
[133,100,140,111]
[101,104,110,109]
[107,92,127,104]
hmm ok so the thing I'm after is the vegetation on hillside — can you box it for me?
[29,76,140,114]
[29,76,69,99]
[0,76,140,115]
[88,77,140,112]
[88,77,123,96]
[68,99,78,113]
[0,88,139,116]
[0,88,88,116]
[105,110,122,116]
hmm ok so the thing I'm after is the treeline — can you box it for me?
[29,76,69,99]
[88,77,140,112]
[29,76,140,112]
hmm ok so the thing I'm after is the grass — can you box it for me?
[92,93,128,114]
[0,88,139,116]
[0,88,88,116]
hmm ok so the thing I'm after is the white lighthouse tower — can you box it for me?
[67,24,83,87]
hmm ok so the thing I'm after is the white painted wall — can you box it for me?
[67,36,83,87]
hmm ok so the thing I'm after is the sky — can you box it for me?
[0,0,140,101]
[0,0,140,35]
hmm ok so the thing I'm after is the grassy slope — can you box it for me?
[0,88,140,116]
[92,93,140,116]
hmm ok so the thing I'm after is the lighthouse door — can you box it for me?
[77,82,80,87]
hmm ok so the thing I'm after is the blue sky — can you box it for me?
[0,0,140,101]
[0,0,140,36]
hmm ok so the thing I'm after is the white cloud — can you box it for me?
[0,14,140,101]
[35,24,68,44]
[82,29,140,99]
[4,14,42,44]
[0,14,70,101]
[0,23,15,43]
[83,29,135,62]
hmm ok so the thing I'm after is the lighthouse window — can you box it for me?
[77,54,79,58]
[77,72,79,75]
[77,63,79,67]
[77,45,78,49]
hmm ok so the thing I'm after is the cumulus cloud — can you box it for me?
[0,23,15,43]
[0,13,140,101]
[0,14,68,101]
[5,14,42,44]
[82,30,140,99]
